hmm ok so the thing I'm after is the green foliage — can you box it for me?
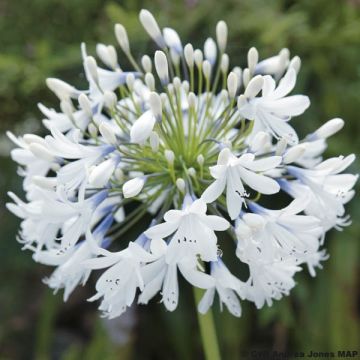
[0,0,359,358]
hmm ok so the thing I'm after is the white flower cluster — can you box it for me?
[7,9,357,318]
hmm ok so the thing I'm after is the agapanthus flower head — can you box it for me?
[7,9,357,319]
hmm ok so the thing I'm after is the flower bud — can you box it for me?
[204,38,217,66]
[184,44,194,68]
[99,122,117,145]
[197,154,204,166]
[188,92,196,108]
[283,145,306,164]
[247,47,259,74]
[244,75,263,98]
[188,167,196,177]
[154,51,169,84]
[85,56,99,84]
[165,149,175,164]
[126,73,135,90]
[104,91,117,108]
[216,20,228,52]
[176,178,186,193]
[313,118,344,139]
[89,158,116,187]
[242,68,250,88]
[88,123,98,138]
[150,131,159,152]
[227,72,238,98]
[145,73,155,91]
[139,9,165,48]
[149,92,162,119]
[202,60,212,80]
[250,131,269,152]
[163,27,182,53]
[130,110,156,144]
[115,24,130,53]
[141,55,152,73]
[78,93,92,117]
[96,44,118,69]
[122,177,145,198]
[220,53,229,73]
[60,100,73,118]
[194,49,203,68]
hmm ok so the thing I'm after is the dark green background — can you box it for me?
[0,0,359,359]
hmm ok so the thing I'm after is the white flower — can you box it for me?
[145,197,229,263]
[6,9,356,320]
[202,148,281,219]
[198,260,245,317]
[238,68,310,145]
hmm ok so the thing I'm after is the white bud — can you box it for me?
[145,73,155,91]
[163,27,182,53]
[96,44,117,69]
[250,131,268,152]
[89,158,116,187]
[289,56,301,74]
[202,60,212,80]
[88,123,98,137]
[197,154,204,166]
[283,145,306,164]
[184,44,194,68]
[150,131,159,152]
[104,91,117,108]
[176,178,186,193]
[237,95,247,109]
[188,92,196,108]
[182,80,189,93]
[216,21,228,52]
[188,167,196,177]
[194,49,203,68]
[220,89,228,102]
[227,72,238,98]
[114,168,124,182]
[122,177,145,198]
[314,118,344,139]
[29,143,55,162]
[244,75,263,98]
[32,176,57,190]
[126,73,135,90]
[232,66,243,90]
[139,9,164,48]
[99,122,117,145]
[130,110,156,144]
[247,47,259,74]
[242,68,250,87]
[173,77,181,91]
[78,93,92,117]
[154,51,169,84]
[141,55,152,73]
[149,92,162,119]
[160,93,167,105]
[204,38,217,66]
[85,56,99,83]
[46,78,76,100]
[170,48,180,66]
[165,149,175,164]
[115,24,130,53]
[275,138,288,155]
[220,54,229,73]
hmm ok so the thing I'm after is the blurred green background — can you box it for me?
[0,0,359,359]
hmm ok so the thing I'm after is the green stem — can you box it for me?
[193,287,221,360]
